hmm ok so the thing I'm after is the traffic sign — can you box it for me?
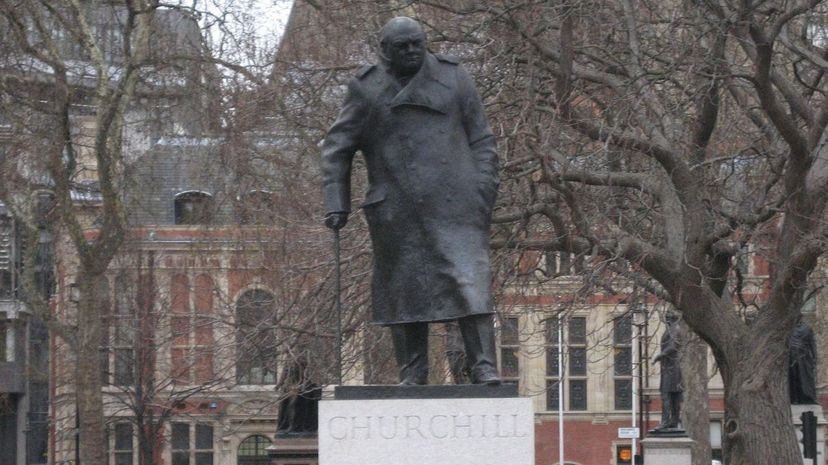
[618,427,640,439]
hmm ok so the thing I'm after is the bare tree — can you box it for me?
[0,0,232,461]
[278,1,828,463]
[407,2,828,464]
[0,1,164,462]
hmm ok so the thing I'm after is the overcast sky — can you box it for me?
[200,0,294,56]
[246,0,294,46]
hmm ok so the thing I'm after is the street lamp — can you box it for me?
[631,301,648,464]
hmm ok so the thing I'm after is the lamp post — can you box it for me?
[558,313,564,465]
[631,302,648,464]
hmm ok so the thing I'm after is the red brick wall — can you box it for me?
[535,418,657,465]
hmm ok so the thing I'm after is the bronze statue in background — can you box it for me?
[651,312,683,433]
[789,319,817,405]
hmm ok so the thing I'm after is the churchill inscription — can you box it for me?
[319,397,534,465]
[326,413,528,440]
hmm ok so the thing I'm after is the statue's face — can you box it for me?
[381,20,426,77]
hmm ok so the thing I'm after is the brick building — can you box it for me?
[4,1,828,465]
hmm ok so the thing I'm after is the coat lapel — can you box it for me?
[389,54,453,114]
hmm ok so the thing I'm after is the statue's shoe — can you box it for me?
[399,377,427,386]
[473,371,502,385]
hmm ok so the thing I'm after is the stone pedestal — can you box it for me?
[791,404,827,465]
[318,385,534,465]
[267,435,318,465]
[641,434,694,465]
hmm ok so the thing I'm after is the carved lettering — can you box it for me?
[405,415,426,439]
[328,416,348,440]
[512,414,528,437]
[326,413,530,441]
[452,414,473,439]
[378,415,399,440]
[429,415,449,439]
[494,415,511,438]
[352,415,371,439]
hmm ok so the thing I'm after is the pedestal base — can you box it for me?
[791,404,827,465]
[318,385,534,465]
[267,435,318,465]
[641,434,694,465]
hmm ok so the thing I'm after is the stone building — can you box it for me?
[270,2,828,465]
[5,1,828,465]
[50,136,322,465]
[0,202,51,465]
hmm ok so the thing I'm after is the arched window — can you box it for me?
[237,435,272,465]
[174,191,214,225]
[237,190,278,225]
[236,289,277,385]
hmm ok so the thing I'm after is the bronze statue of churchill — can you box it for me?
[321,17,500,385]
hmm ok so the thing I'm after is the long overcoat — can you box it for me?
[321,53,499,325]
[658,322,683,393]
[788,321,817,404]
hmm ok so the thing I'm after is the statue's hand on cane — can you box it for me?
[325,212,348,230]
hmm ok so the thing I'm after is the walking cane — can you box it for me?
[334,227,343,385]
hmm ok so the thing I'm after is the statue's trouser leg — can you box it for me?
[390,323,429,385]
[660,393,672,428]
[458,314,501,385]
[670,392,683,427]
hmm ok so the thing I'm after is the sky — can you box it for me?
[201,0,295,56]
[244,0,294,48]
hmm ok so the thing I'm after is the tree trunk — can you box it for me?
[722,353,802,465]
[76,274,106,465]
[680,325,712,465]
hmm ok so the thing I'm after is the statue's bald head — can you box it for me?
[379,17,426,77]
[380,17,425,45]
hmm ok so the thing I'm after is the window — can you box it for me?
[544,316,588,411]
[806,6,828,47]
[99,278,113,384]
[613,314,633,410]
[236,290,277,385]
[0,321,11,362]
[733,244,753,276]
[498,317,519,387]
[170,274,215,385]
[710,420,723,462]
[113,423,134,465]
[238,435,273,465]
[113,274,135,386]
[543,252,588,276]
[172,423,214,465]
[99,274,137,386]
[568,317,587,410]
[174,192,214,225]
[238,190,278,225]
[0,214,15,299]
